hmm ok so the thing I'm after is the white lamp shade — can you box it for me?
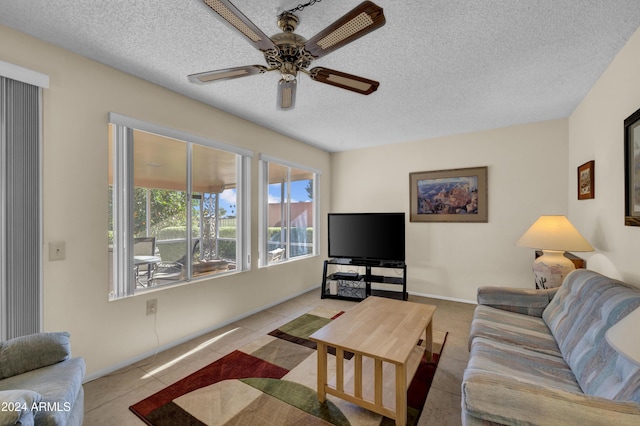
[515,215,594,252]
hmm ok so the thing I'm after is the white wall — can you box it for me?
[331,119,569,302]
[0,24,330,378]
[569,26,640,285]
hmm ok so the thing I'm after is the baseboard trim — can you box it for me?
[408,290,476,305]
[83,284,320,383]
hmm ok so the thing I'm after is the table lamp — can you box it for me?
[515,215,594,289]
[605,306,640,366]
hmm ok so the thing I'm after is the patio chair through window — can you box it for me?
[133,237,157,287]
[155,238,200,282]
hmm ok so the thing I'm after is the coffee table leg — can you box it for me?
[316,342,327,402]
[425,321,433,362]
[395,363,407,426]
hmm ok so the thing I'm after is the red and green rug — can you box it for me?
[130,306,447,425]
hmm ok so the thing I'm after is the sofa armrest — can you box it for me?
[477,286,558,317]
[0,332,71,379]
[462,370,640,426]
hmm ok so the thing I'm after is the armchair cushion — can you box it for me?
[0,332,71,379]
[0,389,42,426]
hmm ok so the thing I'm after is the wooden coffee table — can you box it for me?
[309,296,436,426]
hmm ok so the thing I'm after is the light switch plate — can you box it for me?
[49,241,66,261]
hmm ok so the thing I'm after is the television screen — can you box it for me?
[328,213,405,262]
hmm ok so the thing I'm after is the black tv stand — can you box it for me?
[320,258,407,301]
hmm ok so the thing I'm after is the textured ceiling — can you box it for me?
[1,1,640,152]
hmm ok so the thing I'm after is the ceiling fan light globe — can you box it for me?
[277,79,297,110]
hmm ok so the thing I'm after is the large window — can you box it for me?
[108,114,251,300]
[259,155,319,266]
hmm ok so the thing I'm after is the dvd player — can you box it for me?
[333,272,360,280]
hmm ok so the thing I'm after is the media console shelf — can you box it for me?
[321,258,407,301]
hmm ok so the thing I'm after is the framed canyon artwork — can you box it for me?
[409,167,488,223]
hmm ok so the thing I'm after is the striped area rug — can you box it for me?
[130,306,447,425]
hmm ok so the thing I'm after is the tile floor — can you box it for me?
[83,290,475,425]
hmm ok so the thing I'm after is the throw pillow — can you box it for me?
[0,332,71,379]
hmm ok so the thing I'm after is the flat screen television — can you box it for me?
[328,213,405,264]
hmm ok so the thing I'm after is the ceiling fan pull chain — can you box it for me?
[280,0,323,18]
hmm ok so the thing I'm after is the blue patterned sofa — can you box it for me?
[462,269,640,425]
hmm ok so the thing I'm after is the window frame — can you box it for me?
[258,154,320,267]
[108,113,252,300]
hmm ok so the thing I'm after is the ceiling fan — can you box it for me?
[188,0,386,110]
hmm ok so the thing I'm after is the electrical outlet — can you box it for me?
[146,299,157,316]
[49,241,66,261]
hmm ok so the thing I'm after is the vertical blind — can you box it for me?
[0,76,42,340]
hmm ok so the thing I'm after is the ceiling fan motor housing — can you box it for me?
[265,28,313,80]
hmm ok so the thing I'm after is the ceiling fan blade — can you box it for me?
[309,67,379,95]
[277,79,297,110]
[303,1,385,59]
[188,65,268,84]
[199,0,276,51]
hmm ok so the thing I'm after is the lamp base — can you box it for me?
[533,250,576,289]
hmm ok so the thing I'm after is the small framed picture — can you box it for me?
[577,161,595,200]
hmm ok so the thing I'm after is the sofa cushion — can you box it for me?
[543,269,640,401]
[470,305,562,357]
[0,389,42,426]
[462,369,640,426]
[0,332,71,379]
[467,337,582,393]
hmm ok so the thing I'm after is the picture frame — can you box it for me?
[409,166,488,223]
[625,107,640,226]
[577,160,595,200]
